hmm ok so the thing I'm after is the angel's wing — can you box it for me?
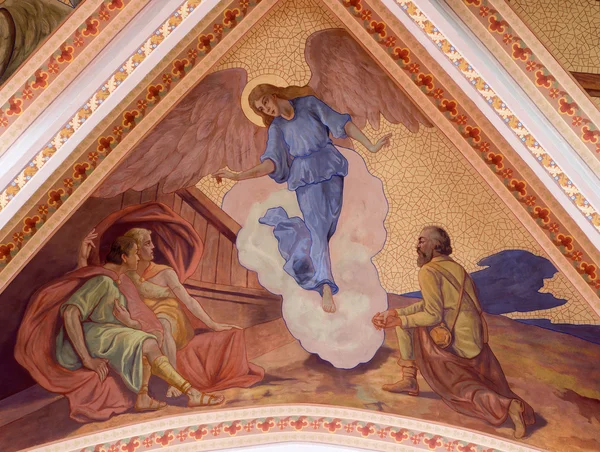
[95,68,266,198]
[306,29,433,132]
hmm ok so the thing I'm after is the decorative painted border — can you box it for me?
[392,1,599,234]
[0,0,134,144]
[460,0,600,159]
[0,1,263,280]
[332,0,600,298]
[0,0,203,211]
[30,406,538,452]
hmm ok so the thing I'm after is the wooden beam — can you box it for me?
[176,187,240,241]
[571,72,600,98]
[184,278,281,303]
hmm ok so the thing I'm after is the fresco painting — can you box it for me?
[0,1,599,452]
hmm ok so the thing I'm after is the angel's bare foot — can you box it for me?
[322,285,336,313]
[166,385,182,398]
[186,388,225,407]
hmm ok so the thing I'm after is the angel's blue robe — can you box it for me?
[258,96,351,295]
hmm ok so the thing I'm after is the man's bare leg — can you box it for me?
[157,316,181,398]
[142,338,225,407]
[322,284,336,313]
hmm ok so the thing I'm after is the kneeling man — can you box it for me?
[372,226,535,439]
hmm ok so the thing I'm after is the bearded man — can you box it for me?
[372,226,535,439]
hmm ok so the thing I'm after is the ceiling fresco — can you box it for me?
[0,1,598,452]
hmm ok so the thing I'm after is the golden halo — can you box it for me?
[241,74,289,128]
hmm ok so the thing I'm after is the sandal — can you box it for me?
[135,385,167,412]
[188,391,225,407]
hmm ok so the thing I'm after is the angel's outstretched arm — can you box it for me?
[344,121,392,154]
[213,159,275,182]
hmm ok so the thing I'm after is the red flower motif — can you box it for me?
[244,421,255,432]
[277,419,288,430]
[47,60,60,74]
[439,99,458,116]
[239,0,249,9]
[57,44,75,64]
[108,0,124,10]
[357,422,375,437]
[433,88,444,99]
[121,437,140,452]
[548,88,560,98]
[224,421,242,436]
[465,0,481,5]
[512,43,532,61]
[0,115,8,127]
[501,168,513,179]
[535,70,555,88]
[172,59,190,77]
[548,222,559,233]
[6,96,23,116]
[558,97,577,116]
[48,188,65,207]
[464,125,481,142]
[361,9,372,21]
[187,48,199,60]
[290,417,308,431]
[407,63,420,73]
[147,84,164,102]
[555,234,574,251]
[323,419,342,432]
[189,426,208,440]
[38,204,49,215]
[377,428,388,438]
[155,431,174,446]
[88,151,99,162]
[73,31,85,47]
[213,23,224,35]
[391,428,409,442]
[424,435,443,450]
[143,437,153,448]
[393,47,410,64]
[0,243,15,263]
[22,88,33,100]
[198,34,215,52]
[579,262,597,279]
[456,114,468,125]
[97,136,114,153]
[479,6,489,16]
[82,18,100,37]
[343,0,362,11]
[223,9,240,27]
[533,206,550,223]
[384,36,396,48]
[524,195,536,206]
[112,125,123,136]
[488,16,509,33]
[311,419,322,429]
[525,61,537,72]
[417,73,434,90]
[23,215,41,233]
[73,162,91,180]
[478,141,490,152]
[411,433,424,444]
[368,21,386,38]
[502,33,513,44]
[571,251,583,261]
[257,418,275,432]
[485,152,503,169]
[444,440,458,451]
[137,99,148,111]
[582,126,599,143]
[344,422,355,433]
[510,179,527,196]
[572,116,583,126]
[32,69,49,90]
[122,110,140,129]
[99,5,110,21]
[13,232,24,243]
[162,74,173,85]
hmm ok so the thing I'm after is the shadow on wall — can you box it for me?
[401,249,600,345]
[0,0,80,84]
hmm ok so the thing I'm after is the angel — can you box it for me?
[95,28,432,325]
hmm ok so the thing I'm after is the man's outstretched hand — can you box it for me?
[372,309,403,330]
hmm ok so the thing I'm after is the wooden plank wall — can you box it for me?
[122,184,265,293]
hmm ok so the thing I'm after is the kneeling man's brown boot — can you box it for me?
[382,360,419,396]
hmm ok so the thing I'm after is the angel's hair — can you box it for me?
[249,84,315,127]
